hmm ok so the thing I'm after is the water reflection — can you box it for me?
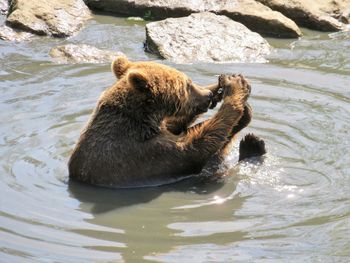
[69,176,222,212]
[68,175,230,261]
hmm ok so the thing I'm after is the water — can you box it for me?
[1,14,350,262]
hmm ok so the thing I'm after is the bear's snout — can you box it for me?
[195,89,213,114]
[207,90,214,100]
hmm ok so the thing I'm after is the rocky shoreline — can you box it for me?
[0,0,349,63]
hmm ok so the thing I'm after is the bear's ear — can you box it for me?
[128,70,150,92]
[111,56,130,79]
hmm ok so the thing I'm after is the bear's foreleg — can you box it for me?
[178,75,249,165]
[165,113,198,135]
[165,82,224,135]
[231,103,252,136]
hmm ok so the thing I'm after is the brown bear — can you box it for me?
[68,56,265,187]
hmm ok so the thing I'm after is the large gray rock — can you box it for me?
[218,0,301,38]
[0,0,8,15]
[50,44,124,64]
[0,25,33,41]
[84,0,222,17]
[256,0,349,31]
[85,0,301,38]
[145,12,271,64]
[6,0,91,37]
[320,0,350,24]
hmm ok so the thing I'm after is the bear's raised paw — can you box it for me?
[219,74,251,102]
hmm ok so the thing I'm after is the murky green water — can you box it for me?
[1,14,350,262]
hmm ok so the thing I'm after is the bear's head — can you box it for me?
[111,56,214,118]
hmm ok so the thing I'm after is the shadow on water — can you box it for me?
[68,174,226,214]
[67,170,247,262]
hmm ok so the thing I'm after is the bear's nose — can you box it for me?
[203,90,213,108]
[204,90,213,103]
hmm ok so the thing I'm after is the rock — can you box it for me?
[85,0,301,38]
[49,44,124,64]
[0,0,8,15]
[319,0,350,24]
[145,12,271,64]
[126,17,145,22]
[217,0,301,38]
[256,0,348,31]
[0,25,33,41]
[84,0,209,18]
[6,0,91,37]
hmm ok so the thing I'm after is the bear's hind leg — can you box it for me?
[238,133,266,161]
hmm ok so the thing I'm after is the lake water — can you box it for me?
[1,14,350,262]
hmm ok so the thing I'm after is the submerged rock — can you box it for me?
[6,0,91,37]
[0,25,33,42]
[50,44,124,64]
[145,12,271,64]
[85,0,301,38]
[257,0,349,31]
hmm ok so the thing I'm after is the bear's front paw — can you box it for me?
[218,74,234,97]
[219,74,251,103]
[235,74,251,100]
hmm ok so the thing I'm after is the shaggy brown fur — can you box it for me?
[68,56,262,187]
